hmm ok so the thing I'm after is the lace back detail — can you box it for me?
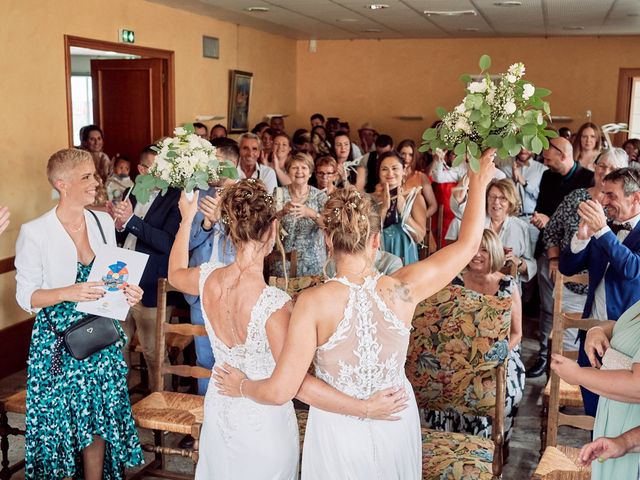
[314,274,410,401]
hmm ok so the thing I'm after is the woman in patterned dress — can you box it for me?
[273,153,327,276]
[15,149,144,480]
[424,229,525,444]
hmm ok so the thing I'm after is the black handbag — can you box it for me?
[47,210,121,370]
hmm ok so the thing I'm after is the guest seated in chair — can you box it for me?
[425,229,524,443]
[552,297,640,480]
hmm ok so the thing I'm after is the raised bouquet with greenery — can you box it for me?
[132,123,238,203]
[420,54,557,171]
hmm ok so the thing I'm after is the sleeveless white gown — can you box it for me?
[195,261,299,480]
[301,273,422,479]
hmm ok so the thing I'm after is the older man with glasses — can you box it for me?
[527,136,595,378]
[559,165,640,416]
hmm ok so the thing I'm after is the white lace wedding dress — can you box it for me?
[195,261,299,480]
[301,273,422,479]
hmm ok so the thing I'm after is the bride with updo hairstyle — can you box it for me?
[214,149,499,479]
[169,179,405,480]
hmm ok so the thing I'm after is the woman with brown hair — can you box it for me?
[215,150,498,478]
[314,156,339,196]
[169,180,405,479]
[264,131,293,186]
[573,122,603,171]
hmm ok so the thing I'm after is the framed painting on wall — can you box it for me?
[228,70,253,133]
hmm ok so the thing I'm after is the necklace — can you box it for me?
[289,185,310,204]
[62,218,85,233]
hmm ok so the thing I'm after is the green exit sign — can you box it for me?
[119,29,135,44]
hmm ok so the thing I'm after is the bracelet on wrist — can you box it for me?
[239,378,248,398]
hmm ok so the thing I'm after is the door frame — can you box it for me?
[615,68,640,145]
[64,35,175,147]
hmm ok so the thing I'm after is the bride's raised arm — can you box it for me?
[392,148,496,305]
[215,288,407,420]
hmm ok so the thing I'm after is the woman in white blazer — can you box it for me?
[15,148,144,480]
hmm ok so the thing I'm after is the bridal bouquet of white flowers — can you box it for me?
[420,54,557,171]
[132,124,238,202]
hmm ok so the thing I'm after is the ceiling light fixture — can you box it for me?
[337,18,359,22]
[627,12,640,17]
[245,6,269,12]
[493,1,522,6]
[365,4,389,10]
[460,27,480,32]
[424,10,477,17]
[364,28,382,32]
[562,25,585,30]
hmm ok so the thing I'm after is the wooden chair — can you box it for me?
[264,249,297,280]
[534,272,607,479]
[406,284,510,480]
[130,278,209,479]
[0,390,26,479]
[435,204,445,250]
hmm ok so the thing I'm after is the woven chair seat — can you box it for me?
[422,427,495,480]
[532,446,591,479]
[132,391,204,435]
[2,390,26,415]
[296,409,308,450]
[543,378,584,408]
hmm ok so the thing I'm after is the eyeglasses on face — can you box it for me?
[316,171,336,177]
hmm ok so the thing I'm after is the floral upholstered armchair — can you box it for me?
[406,284,511,480]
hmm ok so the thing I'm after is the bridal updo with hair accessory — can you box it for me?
[219,179,276,245]
[323,186,373,254]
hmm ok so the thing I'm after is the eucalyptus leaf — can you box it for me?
[479,116,491,129]
[480,103,491,116]
[166,150,178,159]
[460,74,472,83]
[535,87,551,97]
[183,123,195,134]
[131,182,151,204]
[541,135,550,150]
[436,107,447,119]
[454,143,467,156]
[418,144,430,153]
[531,136,543,153]
[521,124,538,136]
[522,134,534,150]
[543,129,559,139]
[503,134,516,151]
[185,178,197,193]
[150,145,161,153]
[497,147,510,159]
[469,110,482,122]
[452,154,466,167]
[543,102,551,115]
[468,141,479,157]
[157,179,169,196]
[423,128,437,141]
[509,144,521,157]
[479,54,492,71]
[468,156,480,173]
[485,135,503,148]
[495,118,508,128]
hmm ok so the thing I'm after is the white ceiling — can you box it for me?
[147,0,640,39]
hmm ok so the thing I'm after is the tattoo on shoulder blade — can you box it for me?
[394,282,412,303]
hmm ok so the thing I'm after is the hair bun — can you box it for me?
[323,186,372,254]
[219,179,275,245]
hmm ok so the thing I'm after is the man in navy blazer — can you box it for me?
[559,166,640,416]
[113,145,181,391]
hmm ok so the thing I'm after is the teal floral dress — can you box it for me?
[25,262,143,479]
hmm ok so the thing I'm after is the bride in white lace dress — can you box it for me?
[168,180,408,479]
[216,151,497,479]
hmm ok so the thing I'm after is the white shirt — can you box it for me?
[236,163,277,194]
[123,190,160,251]
[500,159,548,215]
[570,212,640,319]
[15,208,117,313]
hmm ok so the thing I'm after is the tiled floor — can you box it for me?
[0,320,591,479]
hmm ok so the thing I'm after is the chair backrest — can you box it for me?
[268,275,324,303]
[153,278,210,392]
[546,272,607,447]
[264,249,298,279]
[435,204,444,250]
[406,284,510,422]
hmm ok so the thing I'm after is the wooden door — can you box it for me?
[616,68,640,145]
[91,58,164,171]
